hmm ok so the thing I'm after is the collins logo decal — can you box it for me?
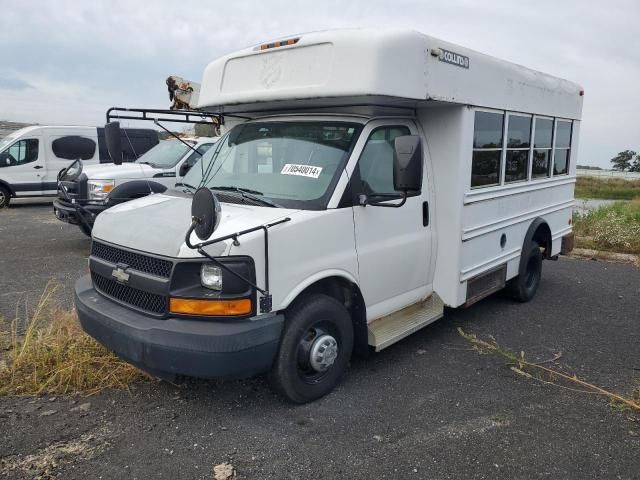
[436,48,469,69]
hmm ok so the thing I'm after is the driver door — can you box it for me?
[350,120,433,321]
[0,137,43,196]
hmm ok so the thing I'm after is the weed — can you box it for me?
[0,282,148,396]
[573,200,640,254]
[575,176,640,200]
[458,328,640,412]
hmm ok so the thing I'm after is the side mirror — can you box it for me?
[191,188,221,240]
[393,135,423,193]
[178,162,191,178]
[105,121,123,165]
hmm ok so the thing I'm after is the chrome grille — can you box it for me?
[91,272,167,315]
[91,241,173,278]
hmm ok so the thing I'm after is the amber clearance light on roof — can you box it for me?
[169,298,252,316]
[259,37,300,50]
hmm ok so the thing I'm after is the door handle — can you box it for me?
[422,201,429,227]
[33,165,43,169]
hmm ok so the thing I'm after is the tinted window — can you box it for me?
[52,136,96,160]
[505,150,528,183]
[555,121,572,148]
[359,126,411,196]
[507,115,531,148]
[532,150,551,178]
[553,149,569,175]
[473,112,504,148]
[0,139,39,167]
[471,150,501,187]
[534,118,553,148]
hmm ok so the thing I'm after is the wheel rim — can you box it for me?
[296,321,339,384]
[0,190,5,206]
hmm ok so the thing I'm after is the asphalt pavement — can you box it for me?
[0,200,638,479]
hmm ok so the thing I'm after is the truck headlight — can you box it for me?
[200,264,223,290]
[87,179,115,201]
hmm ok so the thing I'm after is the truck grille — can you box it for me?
[91,272,167,315]
[91,241,173,278]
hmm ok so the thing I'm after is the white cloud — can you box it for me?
[0,0,638,167]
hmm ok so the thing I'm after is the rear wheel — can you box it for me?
[0,186,10,208]
[507,241,542,302]
[269,294,353,403]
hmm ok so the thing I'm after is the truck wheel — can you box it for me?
[269,294,354,403]
[507,241,542,302]
[0,186,10,208]
[78,222,92,237]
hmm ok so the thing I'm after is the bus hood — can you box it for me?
[82,162,161,180]
[92,193,298,258]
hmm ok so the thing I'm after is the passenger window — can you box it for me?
[504,114,531,183]
[52,136,96,160]
[553,120,572,175]
[532,117,553,178]
[471,111,503,187]
[0,139,39,167]
[358,126,411,196]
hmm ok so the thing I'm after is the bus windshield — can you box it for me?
[182,121,361,210]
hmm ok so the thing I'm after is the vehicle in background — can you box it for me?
[53,134,217,236]
[0,126,158,207]
[75,29,582,403]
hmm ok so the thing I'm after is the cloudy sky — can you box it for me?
[1,0,638,168]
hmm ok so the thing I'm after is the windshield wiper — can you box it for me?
[212,186,281,208]
[175,182,198,193]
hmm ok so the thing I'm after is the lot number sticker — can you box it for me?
[281,164,323,179]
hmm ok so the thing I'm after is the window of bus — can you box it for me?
[471,111,504,188]
[504,114,531,183]
[553,120,572,175]
[532,117,553,178]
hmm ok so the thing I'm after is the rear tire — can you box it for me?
[0,186,10,208]
[507,241,542,302]
[269,294,353,403]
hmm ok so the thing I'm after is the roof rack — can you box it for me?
[105,107,251,125]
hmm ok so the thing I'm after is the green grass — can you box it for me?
[573,199,640,254]
[575,176,640,200]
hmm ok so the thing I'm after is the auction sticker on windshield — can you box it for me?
[281,164,323,179]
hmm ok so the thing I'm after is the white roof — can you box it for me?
[199,28,583,119]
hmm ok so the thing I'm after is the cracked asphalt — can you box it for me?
[1,200,639,479]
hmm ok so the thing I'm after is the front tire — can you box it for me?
[507,241,542,302]
[78,222,92,237]
[0,186,10,208]
[269,294,354,403]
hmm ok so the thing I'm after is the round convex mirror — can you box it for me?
[191,188,221,240]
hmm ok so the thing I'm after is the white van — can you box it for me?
[75,29,581,403]
[0,126,158,207]
[53,136,217,235]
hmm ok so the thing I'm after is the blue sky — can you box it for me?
[1,0,638,168]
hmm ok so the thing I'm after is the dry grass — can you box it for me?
[458,328,640,412]
[573,199,640,254]
[575,176,640,200]
[0,282,148,396]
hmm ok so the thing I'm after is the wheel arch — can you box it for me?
[0,180,15,197]
[524,217,552,259]
[280,271,369,357]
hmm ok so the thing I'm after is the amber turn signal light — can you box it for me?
[169,298,252,316]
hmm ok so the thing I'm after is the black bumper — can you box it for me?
[75,275,284,380]
[53,199,104,226]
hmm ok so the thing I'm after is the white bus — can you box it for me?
[75,29,582,403]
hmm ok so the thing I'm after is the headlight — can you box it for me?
[200,264,223,290]
[87,179,114,201]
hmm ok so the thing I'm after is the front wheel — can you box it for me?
[507,241,542,302]
[78,222,92,237]
[269,294,354,403]
[0,186,10,208]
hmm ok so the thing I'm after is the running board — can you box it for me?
[367,294,444,351]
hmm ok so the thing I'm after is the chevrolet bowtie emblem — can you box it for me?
[111,265,130,283]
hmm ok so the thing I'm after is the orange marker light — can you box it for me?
[259,37,300,50]
[169,298,252,316]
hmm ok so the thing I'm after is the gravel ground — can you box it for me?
[0,201,639,479]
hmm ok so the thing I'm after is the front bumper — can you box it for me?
[75,275,284,380]
[53,199,105,227]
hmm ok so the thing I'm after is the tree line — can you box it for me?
[611,150,640,172]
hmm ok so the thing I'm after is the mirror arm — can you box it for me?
[359,191,407,208]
